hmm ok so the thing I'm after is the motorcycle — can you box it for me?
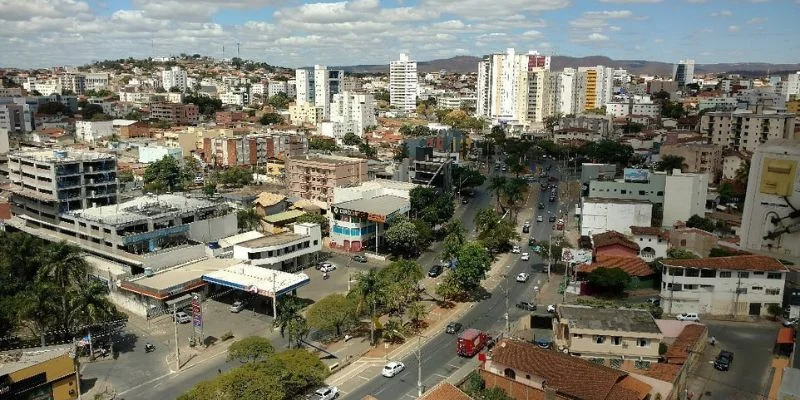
[322,272,329,280]
[145,343,155,353]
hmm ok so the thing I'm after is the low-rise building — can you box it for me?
[289,102,322,126]
[580,198,653,236]
[75,120,114,143]
[0,345,79,400]
[554,305,663,366]
[150,102,199,126]
[232,223,321,272]
[660,255,787,317]
[668,227,718,257]
[329,195,410,253]
[662,171,708,228]
[286,154,368,206]
[630,226,669,261]
[658,143,722,183]
[592,231,640,258]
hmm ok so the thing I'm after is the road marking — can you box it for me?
[356,375,370,381]
[447,363,460,369]
[117,347,228,397]
[434,374,448,379]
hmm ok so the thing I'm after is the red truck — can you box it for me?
[457,328,488,357]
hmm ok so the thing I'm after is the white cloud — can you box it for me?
[418,0,569,19]
[685,0,706,2]
[587,33,610,41]
[747,17,767,25]
[710,10,732,17]
[728,25,740,32]
[521,30,543,39]
[569,10,634,29]
[609,25,622,31]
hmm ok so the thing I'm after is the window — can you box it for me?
[609,358,622,369]
[767,272,782,279]
[590,358,605,365]
[700,269,716,278]
[594,335,605,344]
[573,334,583,339]
[736,288,747,294]
[766,288,781,295]
[719,271,732,278]
[503,368,516,379]
[669,268,684,276]
[667,283,682,291]
[634,360,651,370]
[686,268,699,277]
[639,190,646,195]
[657,191,664,196]
[751,286,763,291]
[684,284,698,290]
[680,239,687,246]
[738,272,749,279]
[637,339,649,347]
[753,271,764,276]
[313,240,319,246]
[611,336,622,345]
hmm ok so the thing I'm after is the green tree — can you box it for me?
[143,155,183,193]
[581,140,634,165]
[474,208,519,253]
[435,271,461,302]
[452,165,486,193]
[307,294,357,336]
[381,317,405,343]
[273,297,307,348]
[184,94,223,115]
[656,155,687,173]
[81,103,105,120]
[452,243,493,291]
[358,138,377,158]
[543,113,562,133]
[384,216,421,258]
[488,175,507,211]
[259,113,283,125]
[409,187,438,219]
[270,349,329,398]
[767,303,783,321]
[353,268,385,345]
[37,102,71,115]
[686,215,715,232]
[342,132,362,146]
[295,213,329,235]
[267,92,291,109]
[666,247,699,259]
[227,336,275,363]
[203,182,217,196]
[308,138,339,152]
[587,267,631,295]
[393,142,409,162]
[441,220,467,261]
[237,208,262,232]
[406,301,427,329]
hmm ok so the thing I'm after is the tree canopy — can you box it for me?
[385,216,422,258]
[259,113,283,125]
[586,267,631,295]
[143,155,185,193]
[184,94,223,115]
[227,336,275,363]
[307,294,357,337]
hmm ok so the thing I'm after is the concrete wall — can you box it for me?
[141,244,206,270]
[663,171,708,228]
[187,213,237,243]
[581,200,653,236]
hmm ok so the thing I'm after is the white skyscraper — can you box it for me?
[295,69,313,105]
[781,71,800,101]
[556,68,577,115]
[476,48,551,126]
[390,53,418,112]
[161,66,188,92]
[577,66,614,111]
[314,65,331,119]
[330,91,377,138]
[672,59,695,87]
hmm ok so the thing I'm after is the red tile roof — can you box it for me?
[419,382,473,400]
[664,324,707,364]
[489,339,647,400]
[662,255,787,272]
[630,226,663,236]
[593,231,640,251]
[578,255,655,277]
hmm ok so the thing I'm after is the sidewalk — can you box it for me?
[767,357,790,400]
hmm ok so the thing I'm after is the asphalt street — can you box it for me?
[343,163,561,400]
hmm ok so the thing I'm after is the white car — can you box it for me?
[536,215,543,222]
[382,361,405,378]
[174,311,191,323]
[320,264,336,273]
[521,253,530,261]
[676,313,700,322]
[546,304,556,313]
[311,386,339,400]
[229,300,245,313]
[516,272,529,282]
[512,246,521,254]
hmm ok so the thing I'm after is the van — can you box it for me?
[676,313,700,322]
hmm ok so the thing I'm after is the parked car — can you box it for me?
[521,253,530,261]
[548,215,556,222]
[311,386,339,400]
[351,255,368,263]
[320,263,336,273]
[522,226,530,233]
[516,272,529,282]
[512,245,521,254]
[428,264,444,278]
[538,203,545,209]
[445,322,463,334]
[381,361,405,377]
[516,301,537,311]
[783,317,799,327]
[174,311,191,324]
[534,337,552,349]
[646,298,661,306]
[537,215,543,222]
[676,313,700,322]
[229,300,246,313]
[714,350,734,371]
[315,261,330,270]
[546,304,556,313]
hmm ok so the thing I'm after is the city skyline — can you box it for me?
[1,0,799,69]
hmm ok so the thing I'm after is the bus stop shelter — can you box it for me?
[203,263,311,318]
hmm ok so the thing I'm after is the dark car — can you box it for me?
[352,255,368,263]
[714,350,733,371]
[445,322,462,334]
[549,196,556,202]
[549,215,556,222]
[528,237,537,246]
[461,198,469,204]
[534,337,552,349]
[516,301,537,311]
[522,226,530,233]
[538,203,545,209]
[428,264,444,278]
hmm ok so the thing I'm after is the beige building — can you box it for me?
[700,110,796,152]
[289,102,322,126]
[554,305,663,368]
[659,142,723,182]
[285,154,368,206]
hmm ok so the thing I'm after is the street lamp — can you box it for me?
[393,330,425,397]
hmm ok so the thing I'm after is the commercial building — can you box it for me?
[285,155,368,206]
[554,305,664,366]
[660,255,787,317]
[580,198,653,236]
[700,109,796,153]
[588,170,667,204]
[161,66,188,92]
[8,149,117,223]
[232,223,322,271]
[672,60,695,87]
[150,102,199,126]
[389,53,418,112]
[659,143,723,182]
[739,139,800,257]
[0,345,79,400]
[481,339,652,400]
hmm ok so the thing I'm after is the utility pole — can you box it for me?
[173,303,180,370]
[417,336,423,397]
[547,232,552,280]
[503,273,510,333]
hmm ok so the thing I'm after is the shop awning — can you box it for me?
[203,263,310,298]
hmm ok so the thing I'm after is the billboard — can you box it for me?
[191,293,203,338]
[561,248,592,264]
[623,168,649,182]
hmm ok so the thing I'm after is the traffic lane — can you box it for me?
[343,260,535,399]
[690,321,778,400]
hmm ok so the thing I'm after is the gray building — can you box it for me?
[557,115,612,138]
[580,163,617,185]
[8,149,117,225]
[588,171,667,204]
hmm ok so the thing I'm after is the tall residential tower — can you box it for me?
[389,53,418,112]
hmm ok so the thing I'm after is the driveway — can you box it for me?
[688,320,779,400]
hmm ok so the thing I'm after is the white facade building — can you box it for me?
[660,256,787,317]
[161,67,188,92]
[84,73,110,92]
[329,92,377,138]
[250,83,266,97]
[389,53,418,112]
[740,139,800,258]
[700,110,796,153]
[555,69,577,115]
[662,171,708,228]
[605,97,660,118]
[295,69,312,104]
[220,90,249,106]
[138,145,183,163]
[780,72,800,101]
[631,227,669,261]
[75,120,114,143]
[672,59,695,87]
[580,198,653,236]
[232,223,322,270]
[268,81,288,97]
[314,65,331,119]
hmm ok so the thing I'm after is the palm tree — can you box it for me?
[406,302,426,330]
[354,268,384,345]
[36,242,88,331]
[68,280,116,328]
[488,176,507,211]
[17,283,60,346]
[237,208,262,233]
[734,159,751,188]
[273,296,305,348]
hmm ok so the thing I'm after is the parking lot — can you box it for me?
[687,320,780,400]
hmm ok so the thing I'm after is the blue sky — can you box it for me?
[0,0,798,68]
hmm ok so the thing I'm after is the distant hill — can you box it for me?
[334,55,800,76]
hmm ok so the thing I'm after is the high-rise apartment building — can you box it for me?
[162,66,188,92]
[672,59,695,87]
[295,69,313,104]
[295,66,343,120]
[314,65,331,119]
[389,53,418,112]
[700,110,796,152]
[780,72,800,101]
[555,68,577,115]
[330,92,377,137]
[477,49,552,126]
[577,66,614,111]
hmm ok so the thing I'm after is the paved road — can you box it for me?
[690,320,779,400]
[343,164,562,400]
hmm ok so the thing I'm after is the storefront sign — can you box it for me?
[191,293,203,338]
[367,213,386,223]
[332,207,368,219]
